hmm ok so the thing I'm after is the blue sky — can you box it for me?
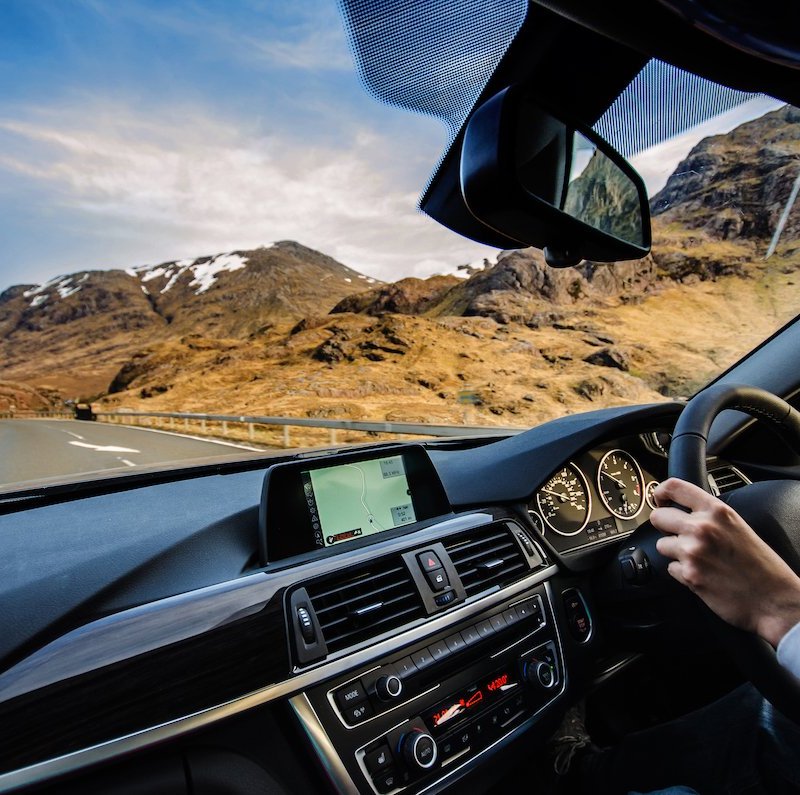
[0,1,784,293]
[0,0,499,290]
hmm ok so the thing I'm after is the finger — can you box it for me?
[666,560,690,588]
[650,505,698,536]
[655,534,681,560]
[654,477,715,512]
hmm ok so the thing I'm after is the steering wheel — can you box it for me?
[666,382,800,723]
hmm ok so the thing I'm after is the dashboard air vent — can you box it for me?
[708,465,750,495]
[305,557,425,654]
[443,524,529,597]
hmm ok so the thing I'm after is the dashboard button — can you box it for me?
[461,625,481,645]
[417,550,443,572]
[373,766,402,794]
[429,639,450,661]
[365,744,393,775]
[343,700,373,723]
[475,619,495,638]
[438,736,459,761]
[490,613,507,632]
[434,589,456,606]
[411,648,434,671]
[334,680,368,712]
[395,656,417,679]
[514,599,537,620]
[425,567,449,591]
[445,632,467,653]
[502,608,520,626]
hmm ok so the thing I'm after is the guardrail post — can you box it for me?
[248,423,254,441]
[201,419,207,433]
[283,425,290,448]
[222,420,228,436]
[184,418,189,431]
[330,428,337,444]
[170,417,175,429]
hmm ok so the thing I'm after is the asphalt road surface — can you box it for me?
[0,419,266,489]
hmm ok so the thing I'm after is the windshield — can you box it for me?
[1,0,799,492]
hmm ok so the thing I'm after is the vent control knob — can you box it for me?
[399,729,437,771]
[524,660,556,690]
[296,606,316,644]
[375,673,403,701]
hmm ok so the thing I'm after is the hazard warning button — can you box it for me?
[417,550,443,573]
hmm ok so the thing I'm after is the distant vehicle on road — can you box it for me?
[73,403,96,421]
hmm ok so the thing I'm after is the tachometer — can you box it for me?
[597,449,644,519]
[535,464,591,536]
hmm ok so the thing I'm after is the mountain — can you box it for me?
[0,242,380,396]
[1,108,799,428]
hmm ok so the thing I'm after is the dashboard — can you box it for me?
[0,400,755,795]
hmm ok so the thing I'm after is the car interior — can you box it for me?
[2,1,800,794]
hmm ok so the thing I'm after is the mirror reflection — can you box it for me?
[563,131,645,247]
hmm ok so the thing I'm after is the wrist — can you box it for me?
[756,590,800,648]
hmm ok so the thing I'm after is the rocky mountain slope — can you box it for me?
[1,106,799,431]
[0,242,380,396]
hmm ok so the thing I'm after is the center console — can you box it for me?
[291,581,565,794]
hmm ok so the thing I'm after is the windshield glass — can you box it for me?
[1,0,799,492]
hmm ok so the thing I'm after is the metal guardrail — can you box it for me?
[0,409,525,447]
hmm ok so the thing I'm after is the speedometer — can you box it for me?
[535,464,591,536]
[597,450,644,519]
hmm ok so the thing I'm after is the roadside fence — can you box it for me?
[0,409,524,449]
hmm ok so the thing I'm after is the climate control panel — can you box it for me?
[297,584,566,795]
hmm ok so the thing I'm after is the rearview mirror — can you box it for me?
[460,87,651,267]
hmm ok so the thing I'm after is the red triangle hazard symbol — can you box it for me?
[427,557,436,567]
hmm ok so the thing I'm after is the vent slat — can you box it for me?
[444,524,530,597]
[305,556,425,653]
[708,466,749,495]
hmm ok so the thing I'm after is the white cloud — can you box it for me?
[631,96,785,196]
[0,102,494,284]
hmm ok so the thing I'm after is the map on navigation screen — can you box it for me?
[301,455,416,547]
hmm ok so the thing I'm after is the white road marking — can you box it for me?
[117,458,137,467]
[103,423,265,451]
[69,441,141,454]
[63,431,85,440]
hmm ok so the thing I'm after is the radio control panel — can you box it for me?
[300,584,566,795]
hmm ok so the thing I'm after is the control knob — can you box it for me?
[523,660,556,690]
[399,728,438,772]
[375,674,403,701]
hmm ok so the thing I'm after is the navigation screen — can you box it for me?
[301,454,417,547]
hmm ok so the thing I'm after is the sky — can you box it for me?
[0,0,500,291]
[0,1,786,293]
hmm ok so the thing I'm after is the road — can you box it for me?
[0,419,266,489]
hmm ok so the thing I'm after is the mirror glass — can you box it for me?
[562,131,645,247]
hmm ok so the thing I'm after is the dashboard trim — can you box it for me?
[0,556,558,793]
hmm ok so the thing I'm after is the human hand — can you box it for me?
[651,477,800,648]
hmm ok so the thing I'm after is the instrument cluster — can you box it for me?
[527,432,668,554]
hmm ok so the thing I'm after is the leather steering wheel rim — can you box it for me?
[668,382,800,723]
